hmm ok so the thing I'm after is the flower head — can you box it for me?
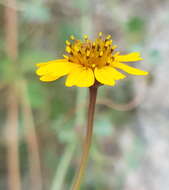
[36,33,148,87]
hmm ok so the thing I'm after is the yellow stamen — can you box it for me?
[98,32,103,37]
[99,51,103,57]
[86,50,90,57]
[66,46,71,53]
[66,40,71,46]
[112,45,117,50]
[63,54,69,59]
[92,42,96,47]
[70,35,75,40]
[83,34,88,40]
[106,34,111,40]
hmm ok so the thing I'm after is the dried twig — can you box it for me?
[4,0,21,190]
[20,80,43,190]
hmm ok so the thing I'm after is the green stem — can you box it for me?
[51,143,76,190]
[71,86,98,190]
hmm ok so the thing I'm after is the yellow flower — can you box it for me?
[36,33,148,87]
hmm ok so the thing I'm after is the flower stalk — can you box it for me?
[71,86,98,190]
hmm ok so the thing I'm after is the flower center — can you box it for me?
[63,32,118,70]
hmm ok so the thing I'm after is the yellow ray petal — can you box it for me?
[36,59,68,67]
[40,75,60,82]
[94,66,126,86]
[65,67,94,87]
[113,62,148,75]
[115,52,143,62]
[36,59,71,77]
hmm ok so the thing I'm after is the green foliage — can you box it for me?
[127,16,145,33]
[0,58,20,83]
[22,2,51,23]
[94,113,113,137]
[125,16,146,43]
[52,117,76,144]
[149,49,163,64]
[72,0,90,13]
[27,82,46,108]
[125,137,145,170]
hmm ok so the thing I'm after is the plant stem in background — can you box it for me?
[5,89,21,190]
[4,0,21,190]
[51,143,76,190]
[71,86,98,190]
[5,0,18,59]
[21,81,43,190]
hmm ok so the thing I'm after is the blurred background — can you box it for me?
[0,0,169,190]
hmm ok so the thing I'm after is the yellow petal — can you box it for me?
[36,59,67,67]
[113,62,148,75]
[40,75,60,82]
[115,52,143,62]
[94,66,126,86]
[36,59,79,83]
[65,66,94,87]
[36,59,71,77]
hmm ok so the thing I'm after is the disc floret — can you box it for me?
[64,33,118,70]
